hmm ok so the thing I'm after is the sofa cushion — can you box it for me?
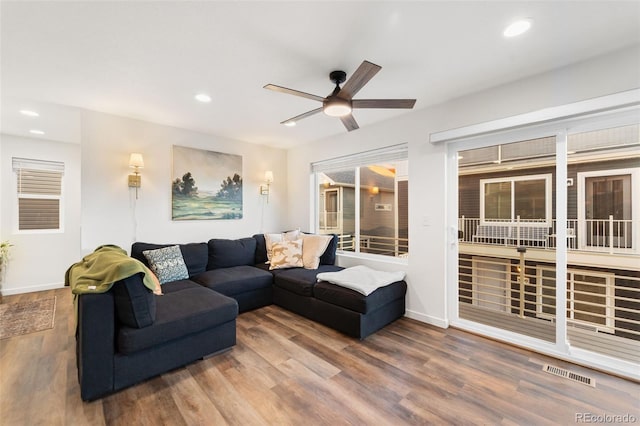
[159,279,202,294]
[112,273,156,328]
[208,238,257,269]
[253,234,268,264]
[143,245,189,284]
[270,239,304,270]
[192,265,273,296]
[318,234,339,265]
[131,242,208,276]
[314,280,407,314]
[273,264,343,297]
[117,287,238,354]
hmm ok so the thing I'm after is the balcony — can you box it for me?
[459,216,637,253]
[458,216,639,272]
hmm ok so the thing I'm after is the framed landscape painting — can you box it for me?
[172,145,243,220]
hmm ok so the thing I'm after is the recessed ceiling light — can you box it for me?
[194,93,212,103]
[284,121,296,127]
[29,129,45,135]
[20,109,39,117]
[503,19,532,38]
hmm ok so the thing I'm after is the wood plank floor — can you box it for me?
[1,288,638,425]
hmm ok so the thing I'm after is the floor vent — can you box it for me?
[543,364,595,387]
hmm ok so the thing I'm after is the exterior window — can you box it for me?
[578,169,637,251]
[484,182,511,220]
[12,158,64,231]
[313,144,408,258]
[480,174,551,225]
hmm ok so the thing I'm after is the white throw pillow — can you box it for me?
[301,234,332,269]
[264,233,283,262]
[269,239,304,270]
[264,229,301,263]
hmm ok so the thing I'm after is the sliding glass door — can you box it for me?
[448,113,639,378]
[457,135,557,343]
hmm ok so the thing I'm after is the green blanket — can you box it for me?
[65,244,156,294]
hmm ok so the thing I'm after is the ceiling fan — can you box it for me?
[264,60,416,132]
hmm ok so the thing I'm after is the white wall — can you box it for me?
[286,46,640,328]
[80,111,288,253]
[0,135,81,295]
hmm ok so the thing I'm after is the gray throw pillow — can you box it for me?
[143,245,189,284]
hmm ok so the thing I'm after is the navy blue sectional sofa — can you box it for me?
[75,234,406,400]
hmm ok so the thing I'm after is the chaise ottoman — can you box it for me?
[311,279,407,339]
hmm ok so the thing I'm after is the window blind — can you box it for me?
[17,199,60,230]
[12,158,64,230]
[311,143,408,173]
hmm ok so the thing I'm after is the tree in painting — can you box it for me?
[216,173,242,201]
[172,172,198,196]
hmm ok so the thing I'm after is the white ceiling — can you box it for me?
[2,1,639,148]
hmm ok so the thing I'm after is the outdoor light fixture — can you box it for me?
[128,153,144,199]
[260,170,274,202]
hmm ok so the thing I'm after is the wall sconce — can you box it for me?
[260,170,274,202]
[128,153,144,199]
[370,186,380,195]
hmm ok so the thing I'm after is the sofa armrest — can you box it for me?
[76,291,116,401]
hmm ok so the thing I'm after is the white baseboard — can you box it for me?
[405,309,449,329]
[1,282,65,296]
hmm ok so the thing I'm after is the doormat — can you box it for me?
[0,296,56,339]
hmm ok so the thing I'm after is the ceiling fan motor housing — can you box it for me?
[324,70,351,116]
[329,70,347,85]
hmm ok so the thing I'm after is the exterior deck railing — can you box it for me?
[458,216,637,254]
[458,256,640,361]
[335,234,408,258]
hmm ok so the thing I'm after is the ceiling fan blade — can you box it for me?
[352,99,416,109]
[340,114,359,132]
[280,107,323,125]
[338,60,382,100]
[264,84,324,102]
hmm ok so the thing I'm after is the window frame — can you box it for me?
[479,173,552,226]
[311,144,408,261]
[12,158,65,234]
[444,94,640,379]
[577,167,639,251]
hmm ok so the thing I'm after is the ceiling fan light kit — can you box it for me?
[323,97,352,117]
[264,60,416,131]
